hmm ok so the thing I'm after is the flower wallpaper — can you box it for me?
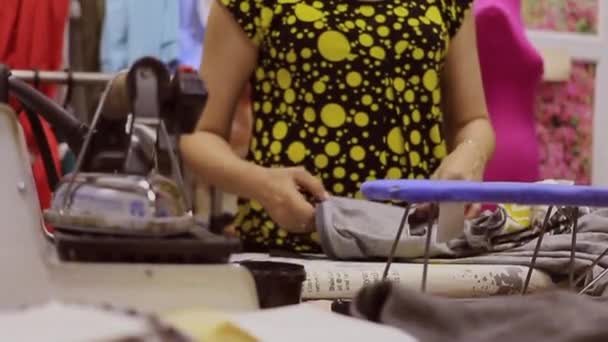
[521,0,598,184]
[522,0,598,34]
[534,63,595,184]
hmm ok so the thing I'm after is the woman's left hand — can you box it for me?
[431,140,488,218]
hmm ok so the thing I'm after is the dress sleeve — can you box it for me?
[444,0,474,39]
[219,0,275,46]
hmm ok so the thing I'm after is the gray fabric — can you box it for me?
[315,197,608,295]
[350,281,608,342]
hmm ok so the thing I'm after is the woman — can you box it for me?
[181,0,496,252]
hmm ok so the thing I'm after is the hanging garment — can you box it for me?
[178,0,208,69]
[0,0,70,230]
[351,281,608,342]
[100,0,179,72]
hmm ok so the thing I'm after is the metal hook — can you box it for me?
[382,204,411,280]
[522,205,554,295]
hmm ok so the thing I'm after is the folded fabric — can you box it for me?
[351,281,608,342]
[315,197,608,295]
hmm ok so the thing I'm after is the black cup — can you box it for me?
[239,261,306,309]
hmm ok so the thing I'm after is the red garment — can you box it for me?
[0,0,70,233]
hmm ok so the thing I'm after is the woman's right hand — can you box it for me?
[257,167,329,233]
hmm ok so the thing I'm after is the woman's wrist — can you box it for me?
[457,138,489,165]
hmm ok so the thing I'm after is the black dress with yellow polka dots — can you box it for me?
[221,0,473,252]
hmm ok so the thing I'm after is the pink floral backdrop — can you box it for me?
[522,0,599,184]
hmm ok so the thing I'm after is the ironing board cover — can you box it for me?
[361,180,608,207]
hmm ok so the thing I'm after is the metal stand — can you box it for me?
[522,206,553,295]
[382,205,411,280]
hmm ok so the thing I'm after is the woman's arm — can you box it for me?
[180,1,265,200]
[440,11,496,170]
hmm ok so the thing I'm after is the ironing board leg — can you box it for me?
[568,207,579,289]
[421,209,434,293]
[522,205,554,295]
[574,247,608,286]
[579,267,608,295]
[382,204,411,280]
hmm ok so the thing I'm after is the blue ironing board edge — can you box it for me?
[361,179,608,207]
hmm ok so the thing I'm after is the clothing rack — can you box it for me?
[10,70,115,85]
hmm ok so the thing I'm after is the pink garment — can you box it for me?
[475,0,543,182]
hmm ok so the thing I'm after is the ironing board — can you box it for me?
[361,180,608,295]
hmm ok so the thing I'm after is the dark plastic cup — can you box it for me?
[239,261,306,309]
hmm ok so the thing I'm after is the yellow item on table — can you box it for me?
[500,203,532,232]
[163,309,257,342]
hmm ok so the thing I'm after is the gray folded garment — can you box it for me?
[350,281,608,342]
[315,197,608,295]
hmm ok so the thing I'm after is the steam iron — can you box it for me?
[42,57,241,262]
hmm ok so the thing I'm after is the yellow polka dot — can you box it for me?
[346,71,362,87]
[370,46,386,60]
[240,2,250,12]
[412,110,421,122]
[375,14,386,23]
[394,6,408,17]
[317,126,328,137]
[426,6,443,25]
[410,130,421,145]
[262,136,269,146]
[333,167,346,178]
[303,63,311,72]
[394,77,405,92]
[377,26,390,37]
[284,89,296,103]
[387,167,403,179]
[423,69,439,90]
[408,18,420,26]
[410,151,421,166]
[315,154,329,168]
[433,89,441,104]
[255,68,265,80]
[318,31,351,62]
[301,48,312,59]
[254,150,262,160]
[360,5,374,16]
[434,144,447,159]
[270,141,282,154]
[314,21,325,29]
[320,103,346,128]
[430,124,441,143]
[294,3,324,22]
[359,33,374,47]
[350,146,366,161]
[251,199,262,211]
[286,50,297,63]
[278,229,287,238]
[404,90,415,102]
[277,69,291,89]
[262,101,272,114]
[313,81,326,94]
[356,19,366,29]
[337,4,348,12]
[410,75,420,85]
[354,112,369,127]
[262,82,271,93]
[260,7,273,27]
[413,48,424,60]
[298,91,313,103]
[303,107,316,122]
[325,141,340,156]
[287,141,306,163]
[287,15,297,25]
[350,173,360,181]
[395,41,409,54]
[272,121,288,139]
[333,183,345,193]
[387,128,405,154]
[361,95,373,106]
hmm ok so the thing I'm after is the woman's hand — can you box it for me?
[257,167,329,233]
[430,140,489,218]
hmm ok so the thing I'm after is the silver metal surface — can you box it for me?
[10,70,115,85]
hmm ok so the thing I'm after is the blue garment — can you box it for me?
[179,0,206,70]
[101,0,179,72]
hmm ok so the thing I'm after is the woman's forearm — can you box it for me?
[180,131,268,201]
[447,117,496,164]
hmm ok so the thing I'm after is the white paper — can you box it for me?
[232,304,418,342]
